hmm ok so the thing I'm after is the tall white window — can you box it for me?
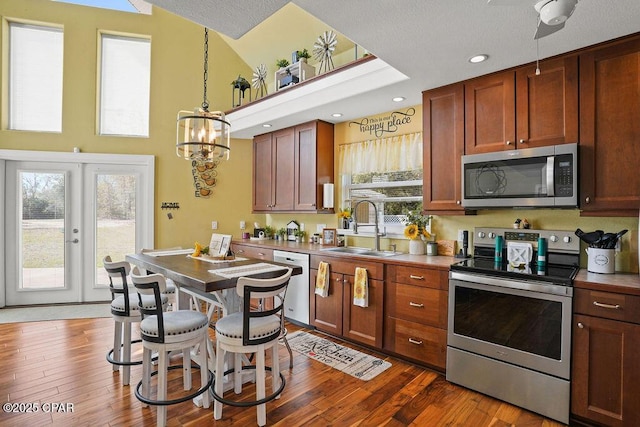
[8,22,64,132]
[99,33,151,137]
[339,132,423,235]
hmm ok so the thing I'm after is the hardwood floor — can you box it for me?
[0,317,565,426]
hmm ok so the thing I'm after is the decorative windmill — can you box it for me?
[252,64,268,98]
[313,30,337,74]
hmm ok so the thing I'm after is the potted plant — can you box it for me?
[276,227,287,241]
[337,207,352,229]
[294,229,307,243]
[402,211,432,255]
[296,48,311,63]
[264,225,275,239]
[276,58,290,69]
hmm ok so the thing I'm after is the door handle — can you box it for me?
[66,239,79,243]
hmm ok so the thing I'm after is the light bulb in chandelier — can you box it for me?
[176,108,230,161]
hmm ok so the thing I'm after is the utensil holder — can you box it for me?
[586,248,615,274]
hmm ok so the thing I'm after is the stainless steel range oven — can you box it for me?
[447,228,580,424]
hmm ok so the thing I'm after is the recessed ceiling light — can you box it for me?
[392,97,405,102]
[469,54,489,64]
[262,124,272,128]
[332,113,343,118]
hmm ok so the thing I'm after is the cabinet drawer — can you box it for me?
[574,289,640,324]
[392,283,447,328]
[310,255,384,280]
[386,317,446,370]
[389,265,445,290]
[232,244,273,261]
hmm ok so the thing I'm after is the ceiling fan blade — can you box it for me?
[534,20,565,39]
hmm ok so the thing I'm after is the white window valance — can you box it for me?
[338,132,422,175]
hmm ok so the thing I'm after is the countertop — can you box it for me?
[233,239,640,294]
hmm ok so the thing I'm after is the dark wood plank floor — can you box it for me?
[0,317,565,426]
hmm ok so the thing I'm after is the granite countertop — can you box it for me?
[233,238,640,293]
[574,269,640,296]
[232,238,456,270]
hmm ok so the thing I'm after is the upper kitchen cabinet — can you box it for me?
[579,35,640,215]
[423,83,466,213]
[464,56,578,154]
[293,120,334,211]
[252,128,295,211]
[252,120,334,213]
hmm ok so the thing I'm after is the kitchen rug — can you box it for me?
[287,331,391,381]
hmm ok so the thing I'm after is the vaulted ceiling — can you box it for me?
[146,0,640,137]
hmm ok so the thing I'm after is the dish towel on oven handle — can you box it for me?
[315,261,330,297]
[353,267,368,307]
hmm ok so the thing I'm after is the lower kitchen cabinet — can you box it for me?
[231,243,273,261]
[309,255,384,348]
[384,264,448,370]
[572,288,640,426]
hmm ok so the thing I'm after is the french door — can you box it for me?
[1,150,154,306]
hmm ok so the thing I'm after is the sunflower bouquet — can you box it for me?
[403,211,432,240]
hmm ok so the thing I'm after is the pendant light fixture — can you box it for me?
[176,28,230,161]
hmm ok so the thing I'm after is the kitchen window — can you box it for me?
[7,21,64,132]
[98,32,151,137]
[338,132,423,235]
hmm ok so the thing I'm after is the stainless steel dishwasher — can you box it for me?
[273,250,310,326]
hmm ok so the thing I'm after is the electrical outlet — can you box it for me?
[616,239,622,252]
[317,224,326,233]
[458,229,465,241]
[211,221,218,230]
[300,223,305,231]
[240,221,246,230]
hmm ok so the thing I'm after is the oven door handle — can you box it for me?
[449,271,572,296]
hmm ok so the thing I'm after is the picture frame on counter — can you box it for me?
[322,228,336,246]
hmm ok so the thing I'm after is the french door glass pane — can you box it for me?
[96,174,136,285]
[21,172,66,289]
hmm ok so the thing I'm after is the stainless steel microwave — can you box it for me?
[461,143,578,208]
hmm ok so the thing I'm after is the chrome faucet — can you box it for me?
[352,200,385,252]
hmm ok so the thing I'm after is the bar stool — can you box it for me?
[131,267,213,427]
[213,268,292,427]
[104,256,168,386]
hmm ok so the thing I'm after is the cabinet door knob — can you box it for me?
[577,322,584,329]
[456,200,461,205]
[335,277,342,282]
[408,338,423,345]
[506,140,512,145]
[519,139,526,144]
[585,197,590,204]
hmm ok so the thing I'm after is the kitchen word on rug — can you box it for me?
[287,331,391,381]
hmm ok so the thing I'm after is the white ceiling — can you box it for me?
[146,0,640,138]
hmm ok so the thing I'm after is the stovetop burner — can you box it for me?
[450,227,581,286]
[450,258,579,286]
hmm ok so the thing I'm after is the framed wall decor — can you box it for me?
[322,228,336,246]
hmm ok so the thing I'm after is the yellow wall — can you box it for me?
[0,0,260,249]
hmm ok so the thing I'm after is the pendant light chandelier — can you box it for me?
[176,28,230,161]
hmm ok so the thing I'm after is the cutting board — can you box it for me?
[437,240,456,256]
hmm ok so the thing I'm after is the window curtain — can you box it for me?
[338,132,422,175]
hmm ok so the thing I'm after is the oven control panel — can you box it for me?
[474,227,580,254]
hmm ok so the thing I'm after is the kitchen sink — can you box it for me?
[320,246,400,257]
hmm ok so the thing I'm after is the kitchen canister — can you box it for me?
[426,241,438,256]
[586,248,615,274]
